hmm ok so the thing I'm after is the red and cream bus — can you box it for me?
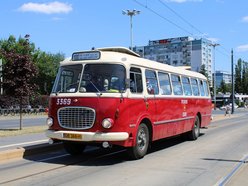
[46,47,212,159]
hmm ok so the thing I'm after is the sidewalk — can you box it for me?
[211,107,248,122]
[211,113,241,122]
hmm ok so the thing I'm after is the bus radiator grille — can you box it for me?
[58,107,95,130]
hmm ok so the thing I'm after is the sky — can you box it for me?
[1,0,248,73]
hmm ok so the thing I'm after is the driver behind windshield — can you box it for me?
[86,76,103,92]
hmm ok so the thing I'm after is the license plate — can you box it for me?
[63,133,82,139]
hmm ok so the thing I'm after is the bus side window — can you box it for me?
[145,70,159,95]
[130,67,143,93]
[158,72,172,95]
[191,78,200,96]
[199,80,205,96]
[182,76,192,96]
[203,80,210,96]
[171,74,183,95]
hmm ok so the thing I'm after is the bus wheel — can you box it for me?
[63,141,86,155]
[128,123,149,160]
[187,116,200,140]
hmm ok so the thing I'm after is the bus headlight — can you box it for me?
[102,118,114,129]
[46,117,53,127]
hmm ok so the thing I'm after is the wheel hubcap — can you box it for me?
[137,129,147,151]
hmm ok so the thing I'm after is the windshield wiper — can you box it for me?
[89,80,102,96]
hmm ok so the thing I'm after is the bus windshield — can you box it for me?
[52,64,82,93]
[52,64,126,93]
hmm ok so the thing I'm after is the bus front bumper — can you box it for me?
[46,130,129,142]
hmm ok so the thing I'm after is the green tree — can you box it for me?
[242,62,248,94]
[0,35,38,130]
[199,64,210,84]
[33,50,64,95]
[235,59,242,94]
[218,80,231,94]
[0,35,35,57]
[0,35,64,96]
[200,64,208,77]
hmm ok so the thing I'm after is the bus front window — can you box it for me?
[80,64,126,93]
[52,64,83,93]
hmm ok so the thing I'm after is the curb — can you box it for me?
[0,143,63,163]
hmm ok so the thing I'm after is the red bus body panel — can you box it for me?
[48,95,212,147]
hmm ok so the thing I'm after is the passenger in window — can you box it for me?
[130,80,136,92]
[146,80,154,94]
[103,79,109,91]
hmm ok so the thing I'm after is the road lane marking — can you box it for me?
[0,139,48,149]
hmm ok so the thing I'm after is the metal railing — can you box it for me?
[0,107,48,116]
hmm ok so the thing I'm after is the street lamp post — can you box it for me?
[209,43,220,110]
[231,49,235,114]
[122,9,140,50]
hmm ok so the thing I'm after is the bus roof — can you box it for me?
[61,47,207,80]
[98,47,140,57]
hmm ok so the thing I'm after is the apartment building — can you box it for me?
[133,36,213,85]
[215,70,232,88]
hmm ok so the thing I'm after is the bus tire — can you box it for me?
[127,123,149,160]
[187,115,200,140]
[63,141,86,155]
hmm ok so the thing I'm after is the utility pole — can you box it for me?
[122,9,140,50]
[231,49,235,114]
[209,43,220,110]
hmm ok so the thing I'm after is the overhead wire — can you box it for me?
[133,0,248,63]
[158,0,232,61]
[158,0,205,37]
[132,0,194,36]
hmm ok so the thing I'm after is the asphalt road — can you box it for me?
[0,112,247,186]
[0,116,47,129]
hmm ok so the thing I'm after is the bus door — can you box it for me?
[145,70,159,123]
[129,67,147,126]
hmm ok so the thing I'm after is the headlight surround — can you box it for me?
[102,118,114,129]
[46,117,53,127]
